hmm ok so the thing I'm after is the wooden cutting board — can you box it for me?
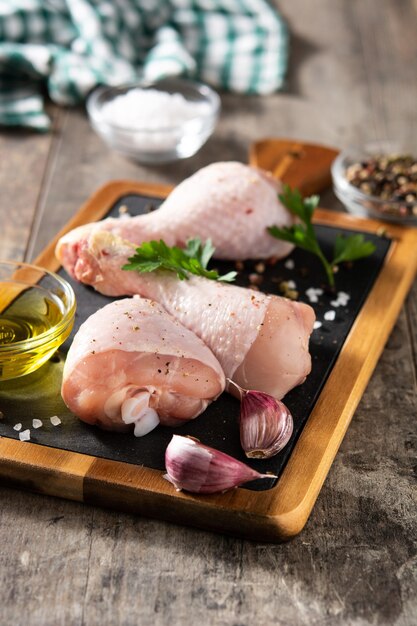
[0,140,416,542]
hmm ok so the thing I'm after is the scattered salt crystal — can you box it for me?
[13,423,22,431]
[324,310,336,321]
[50,416,61,426]
[32,419,43,429]
[19,429,30,442]
[330,291,350,308]
[313,321,322,330]
[306,287,323,303]
[284,259,295,270]
[287,280,296,289]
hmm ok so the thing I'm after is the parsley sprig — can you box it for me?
[267,186,376,288]
[122,238,237,282]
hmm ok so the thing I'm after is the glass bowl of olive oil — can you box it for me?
[0,261,76,381]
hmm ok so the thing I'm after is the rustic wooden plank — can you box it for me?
[0,487,97,626]
[0,113,58,262]
[0,0,416,624]
[353,0,417,144]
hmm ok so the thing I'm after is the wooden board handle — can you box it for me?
[249,138,339,196]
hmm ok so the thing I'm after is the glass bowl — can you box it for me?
[331,140,417,225]
[86,78,221,164]
[0,261,76,381]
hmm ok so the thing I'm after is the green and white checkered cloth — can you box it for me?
[0,0,288,132]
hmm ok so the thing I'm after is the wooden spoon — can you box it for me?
[249,138,339,196]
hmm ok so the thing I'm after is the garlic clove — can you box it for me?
[164,435,275,494]
[239,389,293,459]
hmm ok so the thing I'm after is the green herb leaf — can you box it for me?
[332,234,376,266]
[182,238,216,270]
[278,187,319,226]
[268,184,376,287]
[122,238,237,283]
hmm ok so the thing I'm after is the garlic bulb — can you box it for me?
[164,435,275,494]
[228,379,293,459]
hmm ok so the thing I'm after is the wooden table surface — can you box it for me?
[1,1,416,625]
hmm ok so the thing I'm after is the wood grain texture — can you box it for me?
[0,110,59,262]
[0,0,416,624]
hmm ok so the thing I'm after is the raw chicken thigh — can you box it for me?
[59,231,315,400]
[56,162,294,274]
[62,297,225,435]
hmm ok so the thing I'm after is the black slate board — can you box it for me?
[0,195,392,491]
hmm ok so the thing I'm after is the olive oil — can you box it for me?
[0,283,73,380]
[0,287,63,343]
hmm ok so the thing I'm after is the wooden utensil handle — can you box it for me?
[249,138,339,196]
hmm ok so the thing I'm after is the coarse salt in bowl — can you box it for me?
[87,78,220,163]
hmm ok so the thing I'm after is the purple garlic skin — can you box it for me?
[240,390,293,459]
[164,435,274,494]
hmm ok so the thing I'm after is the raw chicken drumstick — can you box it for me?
[59,230,315,400]
[62,297,225,434]
[56,162,294,274]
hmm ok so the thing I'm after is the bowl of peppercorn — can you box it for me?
[331,141,417,225]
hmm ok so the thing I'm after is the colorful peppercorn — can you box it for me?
[346,154,417,217]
